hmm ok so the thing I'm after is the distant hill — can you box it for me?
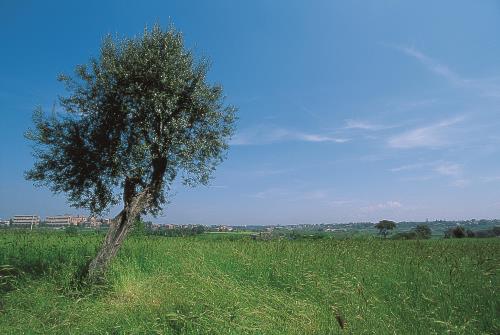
[235,219,500,237]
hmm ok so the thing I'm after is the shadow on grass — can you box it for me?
[66,258,113,298]
[0,254,113,305]
[0,265,23,294]
[0,264,25,314]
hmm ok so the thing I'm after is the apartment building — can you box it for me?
[11,215,40,227]
[70,215,87,226]
[45,215,72,226]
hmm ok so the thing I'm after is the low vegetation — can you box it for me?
[445,225,500,239]
[392,224,432,240]
[0,230,498,334]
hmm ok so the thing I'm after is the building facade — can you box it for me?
[70,215,87,226]
[45,215,72,226]
[11,215,40,227]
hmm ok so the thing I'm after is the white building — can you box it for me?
[70,215,87,226]
[45,215,89,227]
[45,215,72,226]
[11,215,40,227]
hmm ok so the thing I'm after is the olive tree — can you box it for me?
[25,25,236,281]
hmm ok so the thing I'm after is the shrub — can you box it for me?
[474,227,500,238]
[374,220,396,238]
[64,225,78,236]
[392,232,417,240]
[445,226,466,238]
[493,226,500,236]
[414,224,432,239]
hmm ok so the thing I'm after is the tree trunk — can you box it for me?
[86,190,148,282]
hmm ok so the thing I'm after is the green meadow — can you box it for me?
[0,230,498,334]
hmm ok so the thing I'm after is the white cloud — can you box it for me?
[386,98,438,111]
[248,187,333,202]
[388,117,464,149]
[391,160,470,188]
[396,45,500,98]
[391,159,467,178]
[296,133,349,143]
[398,175,434,182]
[361,201,402,212]
[329,200,354,206]
[208,185,228,189]
[300,190,329,200]
[344,119,399,131]
[390,162,431,172]
[481,176,500,183]
[450,179,470,188]
[253,168,294,177]
[249,188,292,199]
[345,120,382,130]
[231,126,349,145]
[434,162,462,177]
[397,46,464,85]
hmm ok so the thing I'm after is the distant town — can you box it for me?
[0,214,235,231]
[0,214,110,229]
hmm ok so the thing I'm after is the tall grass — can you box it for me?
[0,230,498,334]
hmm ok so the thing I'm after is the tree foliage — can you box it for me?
[414,224,432,239]
[26,24,236,216]
[25,24,236,280]
[374,219,396,238]
[392,224,432,240]
[445,226,466,238]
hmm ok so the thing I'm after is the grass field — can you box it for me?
[0,230,498,334]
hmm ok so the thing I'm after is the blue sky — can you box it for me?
[1,1,499,225]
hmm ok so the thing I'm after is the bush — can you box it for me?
[414,224,432,239]
[392,232,417,240]
[466,229,475,238]
[392,224,431,240]
[493,226,500,236]
[473,227,500,238]
[445,226,466,238]
[64,225,78,236]
[148,226,205,237]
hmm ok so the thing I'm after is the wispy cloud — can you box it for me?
[250,188,292,200]
[398,175,434,182]
[344,119,397,131]
[389,162,431,172]
[231,126,349,145]
[433,162,462,177]
[329,200,355,206]
[388,116,464,149]
[297,133,348,143]
[450,179,470,188]
[397,46,464,85]
[480,176,500,183]
[208,185,228,189]
[361,201,402,212]
[248,187,332,202]
[386,98,438,111]
[253,168,294,177]
[391,160,469,188]
[396,45,500,98]
[300,190,329,201]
